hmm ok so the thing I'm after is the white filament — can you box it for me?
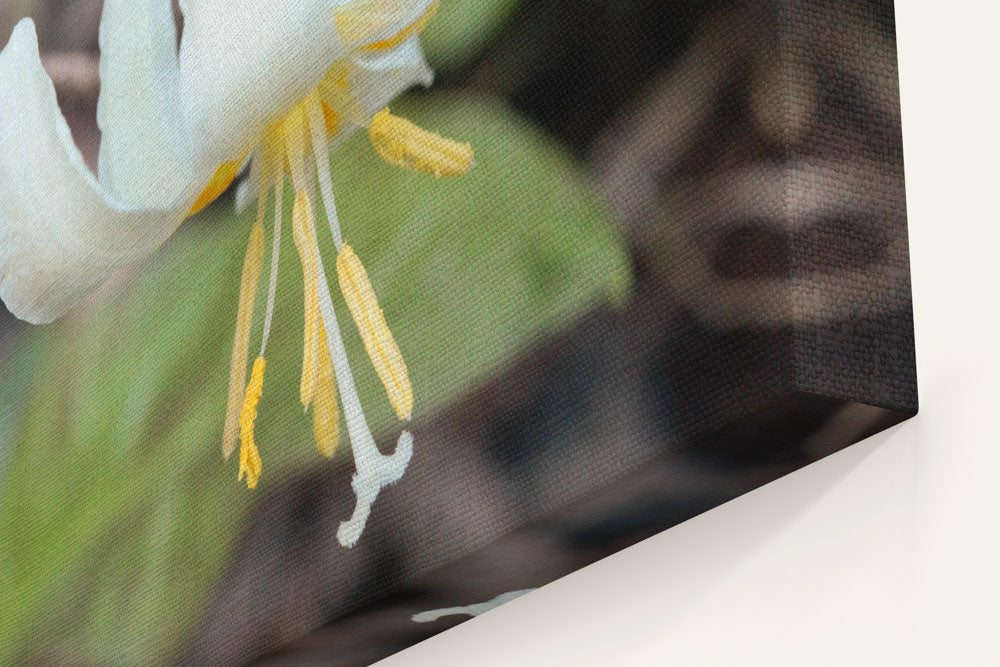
[305,95,344,250]
[284,111,310,193]
[259,173,283,356]
[311,242,412,548]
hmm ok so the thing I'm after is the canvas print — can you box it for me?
[0,0,915,664]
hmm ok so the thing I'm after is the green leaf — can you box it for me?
[0,93,630,663]
[421,0,522,69]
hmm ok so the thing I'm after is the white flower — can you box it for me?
[0,0,474,548]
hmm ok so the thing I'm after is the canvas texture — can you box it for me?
[0,1,914,664]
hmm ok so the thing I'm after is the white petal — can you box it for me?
[178,0,346,167]
[97,0,198,208]
[348,35,433,117]
[334,0,436,49]
[0,21,192,324]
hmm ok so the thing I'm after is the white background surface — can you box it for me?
[382,1,1000,665]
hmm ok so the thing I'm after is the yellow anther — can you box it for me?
[292,191,322,406]
[313,325,340,458]
[291,190,341,456]
[188,157,244,217]
[363,0,439,51]
[336,244,413,420]
[369,108,475,177]
[223,222,265,459]
[238,357,267,489]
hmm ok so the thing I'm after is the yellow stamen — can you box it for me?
[292,190,322,406]
[238,357,267,489]
[317,62,367,126]
[223,222,265,459]
[363,0,440,51]
[336,244,413,420]
[188,158,243,217]
[259,96,337,184]
[321,101,343,136]
[291,189,340,454]
[369,108,475,177]
[313,325,340,458]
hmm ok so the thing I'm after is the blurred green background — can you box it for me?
[0,2,632,663]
